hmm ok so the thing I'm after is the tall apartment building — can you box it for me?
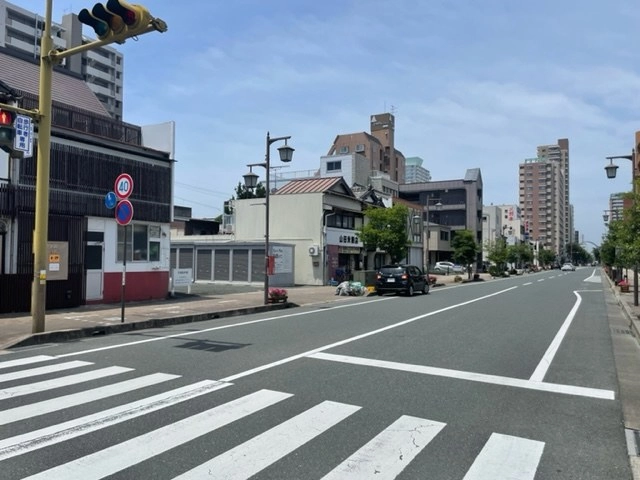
[519,157,565,256]
[327,113,406,183]
[0,0,124,119]
[404,156,431,183]
[537,139,571,251]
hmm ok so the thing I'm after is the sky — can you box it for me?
[20,0,640,247]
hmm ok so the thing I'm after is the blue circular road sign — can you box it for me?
[105,191,118,209]
[115,200,134,226]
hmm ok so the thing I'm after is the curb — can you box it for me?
[6,302,295,350]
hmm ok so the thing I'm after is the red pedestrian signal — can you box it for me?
[0,109,16,153]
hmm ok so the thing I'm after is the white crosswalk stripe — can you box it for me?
[0,372,179,425]
[321,415,446,479]
[174,400,361,480]
[0,356,545,479]
[0,366,132,399]
[0,360,93,383]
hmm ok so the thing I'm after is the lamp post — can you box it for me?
[604,150,638,306]
[243,132,294,305]
[424,198,442,271]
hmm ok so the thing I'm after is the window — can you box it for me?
[339,146,349,154]
[117,224,162,262]
[326,161,342,171]
[355,144,365,152]
[440,231,449,241]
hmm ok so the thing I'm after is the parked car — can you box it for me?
[375,264,430,296]
[433,261,464,274]
[561,263,576,272]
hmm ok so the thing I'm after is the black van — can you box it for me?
[375,264,430,296]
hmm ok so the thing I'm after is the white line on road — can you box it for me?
[54,297,395,358]
[537,279,545,282]
[175,400,361,480]
[21,389,291,480]
[0,373,179,425]
[321,415,446,479]
[530,291,581,382]
[523,282,533,286]
[0,360,92,383]
[0,355,55,369]
[309,352,614,400]
[220,287,518,382]
[0,380,232,462]
[0,366,132,400]
[462,433,544,480]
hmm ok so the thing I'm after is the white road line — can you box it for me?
[0,380,231,461]
[0,366,132,400]
[523,282,533,286]
[21,389,291,480]
[537,279,545,282]
[0,373,179,425]
[220,287,518,382]
[530,291,581,382]
[0,355,55,369]
[175,400,361,480]
[309,352,614,400]
[0,360,93,383]
[321,415,445,479]
[463,433,544,480]
[54,297,394,358]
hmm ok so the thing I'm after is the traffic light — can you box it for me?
[78,0,155,43]
[0,109,16,154]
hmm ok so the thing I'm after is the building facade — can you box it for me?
[327,113,406,184]
[0,0,124,119]
[519,156,565,256]
[0,51,172,313]
[404,156,431,183]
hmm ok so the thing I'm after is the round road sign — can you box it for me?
[115,200,134,226]
[105,191,117,209]
[114,173,134,199]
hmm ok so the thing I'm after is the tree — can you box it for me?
[234,181,266,199]
[485,238,508,274]
[506,243,533,269]
[538,246,555,267]
[358,204,410,263]
[451,230,480,278]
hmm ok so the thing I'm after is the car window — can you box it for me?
[380,267,404,275]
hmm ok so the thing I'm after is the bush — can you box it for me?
[454,275,463,283]
[488,266,503,277]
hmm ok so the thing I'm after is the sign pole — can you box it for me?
[121,224,127,323]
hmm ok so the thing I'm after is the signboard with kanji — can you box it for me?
[13,115,34,158]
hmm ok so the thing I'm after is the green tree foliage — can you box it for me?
[234,181,266,199]
[486,238,508,272]
[565,242,592,265]
[506,243,533,268]
[537,246,556,266]
[358,204,410,263]
[451,230,480,277]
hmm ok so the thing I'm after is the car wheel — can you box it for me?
[422,283,429,294]
[407,284,414,296]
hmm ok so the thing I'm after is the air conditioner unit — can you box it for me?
[308,245,320,256]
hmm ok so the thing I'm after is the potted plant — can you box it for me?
[268,287,288,303]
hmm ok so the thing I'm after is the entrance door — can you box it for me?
[85,241,104,301]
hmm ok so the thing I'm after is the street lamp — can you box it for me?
[243,132,294,305]
[604,150,638,306]
[424,198,442,271]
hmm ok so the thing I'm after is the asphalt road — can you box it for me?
[0,268,632,479]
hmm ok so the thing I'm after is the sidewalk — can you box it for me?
[0,273,479,351]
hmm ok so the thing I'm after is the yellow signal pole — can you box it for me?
[30,0,167,333]
[31,0,53,332]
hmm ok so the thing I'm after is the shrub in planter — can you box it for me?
[268,288,288,302]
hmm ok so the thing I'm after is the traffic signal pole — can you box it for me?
[30,0,167,333]
[30,0,53,332]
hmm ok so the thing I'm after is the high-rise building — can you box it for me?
[404,157,431,183]
[0,0,124,120]
[537,139,571,253]
[519,156,565,256]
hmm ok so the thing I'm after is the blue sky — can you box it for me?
[21,0,640,247]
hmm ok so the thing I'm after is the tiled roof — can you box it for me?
[274,177,348,195]
[0,50,109,116]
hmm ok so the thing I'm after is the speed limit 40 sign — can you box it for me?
[114,173,134,199]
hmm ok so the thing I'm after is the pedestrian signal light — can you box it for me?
[0,109,16,153]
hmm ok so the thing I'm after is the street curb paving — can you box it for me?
[6,302,295,350]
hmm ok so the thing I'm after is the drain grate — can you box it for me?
[625,429,640,456]
[611,327,633,335]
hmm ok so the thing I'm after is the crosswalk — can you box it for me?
[0,355,545,479]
